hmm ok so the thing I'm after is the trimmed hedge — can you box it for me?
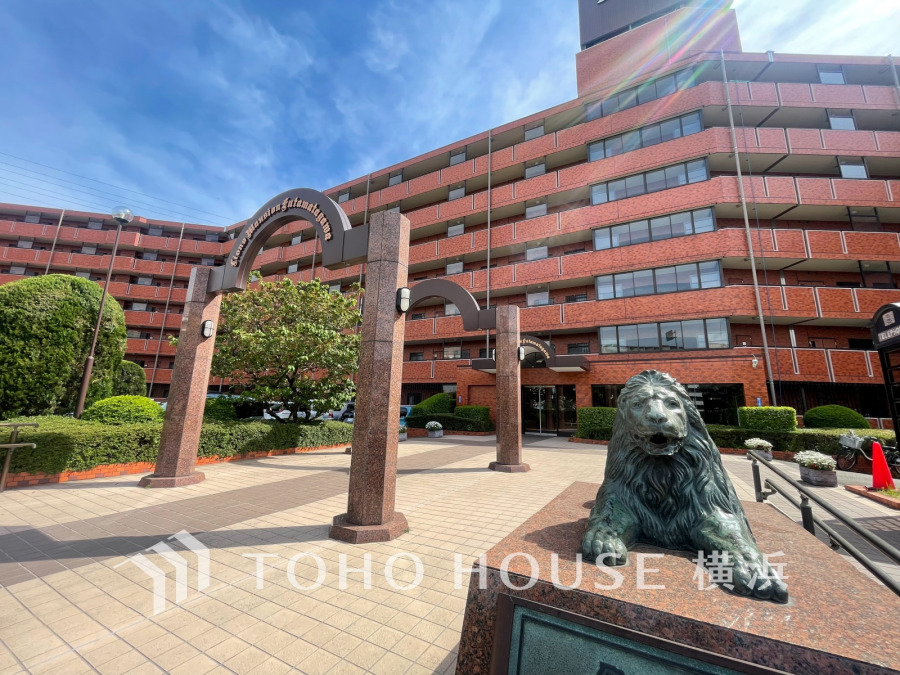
[411,393,455,417]
[737,406,797,431]
[204,396,239,422]
[114,361,148,397]
[802,405,869,429]
[706,425,895,455]
[576,407,618,440]
[0,417,354,476]
[82,396,164,425]
[454,406,492,425]
[405,413,493,432]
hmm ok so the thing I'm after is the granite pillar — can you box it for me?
[491,305,529,472]
[139,267,220,488]
[330,212,410,543]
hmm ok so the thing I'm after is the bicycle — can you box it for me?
[836,431,900,478]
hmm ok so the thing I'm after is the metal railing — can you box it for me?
[749,449,900,597]
[0,422,38,493]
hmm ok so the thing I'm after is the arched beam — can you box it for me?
[208,188,369,293]
[407,279,495,331]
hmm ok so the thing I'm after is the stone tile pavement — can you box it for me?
[0,435,898,674]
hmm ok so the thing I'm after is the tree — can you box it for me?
[114,360,148,397]
[211,277,362,423]
[0,274,126,418]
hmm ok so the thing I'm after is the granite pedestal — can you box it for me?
[457,481,900,674]
[492,306,529,473]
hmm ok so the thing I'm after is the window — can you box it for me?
[147,226,163,237]
[24,213,40,224]
[591,160,708,206]
[329,283,342,293]
[705,318,730,348]
[126,329,141,338]
[449,148,466,166]
[445,261,464,275]
[388,171,403,186]
[599,318,728,354]
[525,202,547,219]
[337,190,350,203]
[526,243,548,261]
[448,185,466,201]
[386,205,400,214]
[9,266,26,275]
[588,111,703,162]
[525,161,545,179]
[818,65,845,85]
[596,275,615,300]
[130,302,148,311]
[599,326,618,353]
[838,157,868,179]
[447,222,464,237]
[287,263,299,274]
[136,276,152,286]
[142,251,158,261]
[201,257,215,266]
[849,338,874,350]
[444,346,462,359]
[75,271,91,279]
[479,348,496,359]
[16,239,33,249]
[87,219,103,230]
[527,289,551,306]
[524,124,544,141]
[81,244,97,255]
[411,312,426,320]
[829,111,856,130]
[595,261,719,299]
[568,343,590,354]
[445,302,459,316]
[204,233,220,243]
[566,293,587,303]
[409,352,424,362]
[584,67,695,125]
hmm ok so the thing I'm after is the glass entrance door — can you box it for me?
[522,385,577,434]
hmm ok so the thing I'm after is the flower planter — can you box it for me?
[427,430,443,438]
[399,433,408,442]
[747,450,773,461]
[799,465,838,487]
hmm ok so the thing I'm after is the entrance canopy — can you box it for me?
[472,335,587,373]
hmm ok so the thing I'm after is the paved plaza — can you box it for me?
[1,435,898,674]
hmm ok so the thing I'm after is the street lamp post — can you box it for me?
[74,207,133,418]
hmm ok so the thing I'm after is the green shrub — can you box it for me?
[802,404,869,429]
[454,406,492,424]
[405,413,493,432]
[737,406,797,431]
[82,396,164,425]
[411,393,455,417]
[576,407,618,439]
[0,416,354,475]
[114,361,148,397]
[705,425,895,455]
[204,396,238,422]
[0,274,127,418]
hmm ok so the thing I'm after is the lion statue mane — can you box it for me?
[581,370,788,603]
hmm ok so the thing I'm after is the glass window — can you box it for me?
[524,124,544,141]
[444,346,462,359]
[338,191,350,203]
[449,149,466,165]
[525,162,546,179]
[675,68,693,89]
[389,172,403,186]
[447,223,464,237]
[596,275,615,300]
[618,324,640,352]
[618,89,637,110]
[142,251,157,261]
[148,227,163,237]
[705,318,730,348]
[9,266,26,275]
[645,169,667,193]
[656,74,676,98]
[16,239,33,249]
[525,202,548,219]
[599,326,618,353]
[24,213,40,224]
[629,220,650,244]
[445,302,459,316]
[448,186,466,200]
[682,319,707,349]
[828,112,856,130]
[75,271,92,279]
[604,135,623,157]
[659,118,682,143]
[670,210,693,237]
[638,323,660,350]
[632,269,655,296]
[622,131,642,153]
[681,111,702,136]
[386,205,400,214]
[610,223,631,247]
[446,261,464,275]
[287,263,299,274]
[699,260,721,288]
[839,157,868,179]
[586,101,603,122]
[641,124,662,147]
[614,272,635,298]
[686,159,708,183]
[593,228,611,250]
[411,312,426,320]
[607,178,628,202]
[81,245,97,255]
[818,66,845,85]
[137,276,152,286]
[654,266,678,294]
[526,245,548,261]
[87,219,103,230]
[202,257,215,266]
[527,290,550,306]
[676,263,700,291]
[131,302,148,311]
[591,183,608,205]
[329,283,342,293]
[660,321,682,350]
[409,352,424,362]
[665,164,687,189]
[568,343,590,354]
[637,81,657,105]
[692,208,715,234]
[650,215,672,241]
[205,233,220,243]
[625,174,646,198]
[601,95,620,117]
[588,141,605,162]
[291,234,303,245]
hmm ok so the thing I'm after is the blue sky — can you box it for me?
[0,0,897,228]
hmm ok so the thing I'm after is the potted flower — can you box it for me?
[426,421,443,438]
[795,451,838,487]
[744,438,773,461]
[399,425,408,442]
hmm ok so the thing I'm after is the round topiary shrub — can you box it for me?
[0,274,126,418]
[802,404,869,429]
[82,395,164,425]
[114,361,148,397]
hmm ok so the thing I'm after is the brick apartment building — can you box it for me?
[2,0,899,432]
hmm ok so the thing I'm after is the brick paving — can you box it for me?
[0,436,897,674]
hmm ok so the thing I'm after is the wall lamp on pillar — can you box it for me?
[201,320,214,339]
[518,347,526,362]
[396,287,410,313]
[751,355,759,369]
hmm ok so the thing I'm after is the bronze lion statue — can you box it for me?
[582,370,788,603]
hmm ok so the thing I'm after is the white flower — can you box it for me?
[425,421,443,430]
[794,451,836,471]
[744,438,773,450]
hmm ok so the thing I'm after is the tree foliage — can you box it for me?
[211,277,362,423]
[0,274,126,419]
[114,360,148,397]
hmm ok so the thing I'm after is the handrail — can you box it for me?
[749,449,900,597]
[0,423,39,494]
